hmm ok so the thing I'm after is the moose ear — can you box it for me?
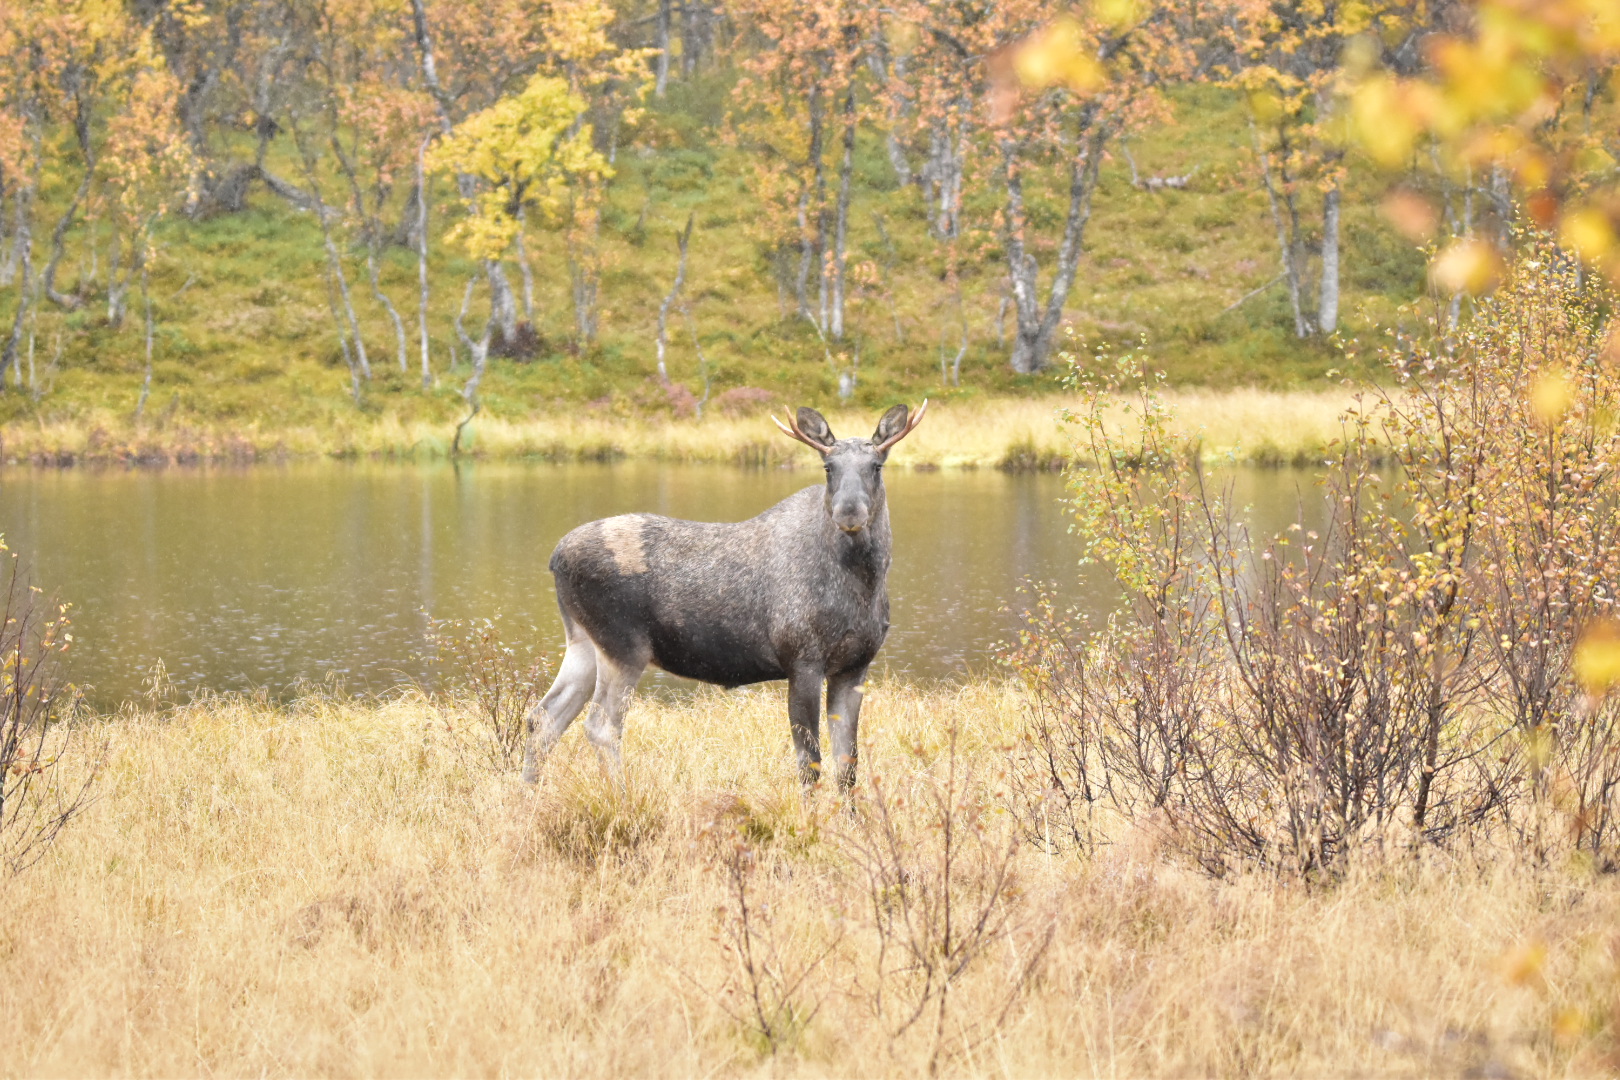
[872,399,928,456]
[872,404,908,445]
[796,407,836,448]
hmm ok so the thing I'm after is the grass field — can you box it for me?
[4,683,1616,1077]
[0,385,1360,467]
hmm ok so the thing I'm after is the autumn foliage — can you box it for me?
[0,0,1616,396]
[1013,249,1620,873]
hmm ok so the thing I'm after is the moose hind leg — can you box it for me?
[826,667,868,792]
[582,649,645,780]
[788,666,825,788]
[521,638,597,784]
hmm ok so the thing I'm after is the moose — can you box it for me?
[521,401,928,791]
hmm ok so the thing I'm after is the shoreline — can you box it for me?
[0,388,1360,471]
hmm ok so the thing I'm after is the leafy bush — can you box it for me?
[1011,250,1620,875]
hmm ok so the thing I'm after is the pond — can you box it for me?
[0,461,1320,708]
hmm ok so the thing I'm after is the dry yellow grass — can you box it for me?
[6,681,1613,1077]
[0,388,1356,469]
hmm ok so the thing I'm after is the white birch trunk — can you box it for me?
[1317,181,1340,336]
[135,264,154,419]
[656,215,694,382]
[830,90,855,341]
[416,140,432,388]
[655,0,672,97]
[1003,126,1104,374]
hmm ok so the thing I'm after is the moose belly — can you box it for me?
[647,621,785,687]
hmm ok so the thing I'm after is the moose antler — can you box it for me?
[772,412,835,453]
[873,398,929,454]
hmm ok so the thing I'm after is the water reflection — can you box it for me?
[0,461,1320,707]
[0,459,1140,705]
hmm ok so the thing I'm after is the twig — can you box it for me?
[1219,272,1284,316]
[1122,144,1200,191]
[681,303,711,419]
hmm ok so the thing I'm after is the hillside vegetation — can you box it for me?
[0,81,1423,462]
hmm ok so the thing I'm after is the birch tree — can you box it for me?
[991,4,1195,373]
[320,0,437,374]
[410,0,644,352]
[100,65,197,415]
[428,73,609,399]
[1232,1,1402,337]
[732,0,877,342]
[0,2,155,382]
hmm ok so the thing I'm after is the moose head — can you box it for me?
[773,401,928,534]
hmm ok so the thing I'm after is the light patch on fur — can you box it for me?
[600,516,649,574]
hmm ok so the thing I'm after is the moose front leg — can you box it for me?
[826,667,868,792]
[787,666,824,788]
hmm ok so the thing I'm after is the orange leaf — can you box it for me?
[1429,238,1503,295]
[1381,189,1439,243]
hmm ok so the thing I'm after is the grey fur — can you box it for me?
[522,402,927,790]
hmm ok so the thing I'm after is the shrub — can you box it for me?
[1011,250,1620,875]
[839,723,1050,1072]
[424,615,552,771]
[0,541,100,874]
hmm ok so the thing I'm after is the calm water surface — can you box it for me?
[0,461,1317,707]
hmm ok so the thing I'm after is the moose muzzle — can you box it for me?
[830,495,871,533]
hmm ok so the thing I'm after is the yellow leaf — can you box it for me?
[1350,77,1416,168]
[1573,617,1620,700]
[1014,17,1105,95]
[1499,938,1547,987]
[1529,368,1574,425]
[1559,207,1614,261]
[1554,1008,1585,1040]
[1515,149,1553,192]
[1093,0,1141,29]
